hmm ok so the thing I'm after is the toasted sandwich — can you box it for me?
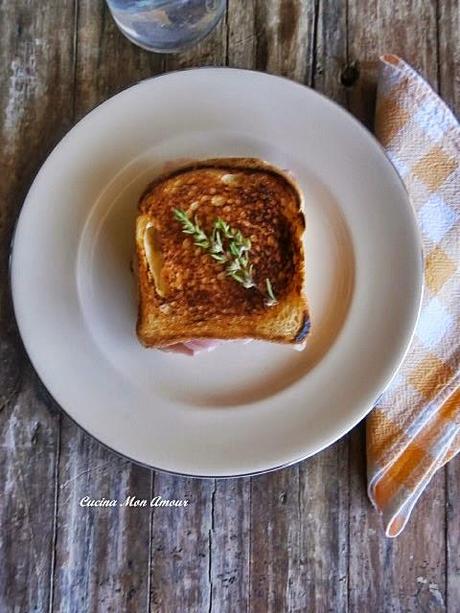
[135,158,310,353]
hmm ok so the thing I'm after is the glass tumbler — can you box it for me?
[105,0,227,53]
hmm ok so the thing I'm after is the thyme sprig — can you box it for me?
[265,278,278,307]
[173,208,209,250]
[173,208,277,306]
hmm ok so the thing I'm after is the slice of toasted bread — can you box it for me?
[136,158,310,347]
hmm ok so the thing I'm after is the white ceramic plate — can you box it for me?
[11,69,422,477]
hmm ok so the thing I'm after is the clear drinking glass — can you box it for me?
[105,0,227,53]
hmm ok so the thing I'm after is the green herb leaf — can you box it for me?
[173,208,277,307]
[229,271,244,284]
[229,242,241,258]
[211,253,227,263]
[265,278,278,306]
[226,259,241,274]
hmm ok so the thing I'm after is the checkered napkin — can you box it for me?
[367,55,460,537]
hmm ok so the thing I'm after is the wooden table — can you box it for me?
[1,1,459,611]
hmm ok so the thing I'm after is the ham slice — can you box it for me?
[160,339,252,356]
[159,340,222,355]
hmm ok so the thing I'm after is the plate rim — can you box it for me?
[9,67,424,477]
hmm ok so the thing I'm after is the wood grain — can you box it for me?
[0,1,459,612]
[53,436,152,613]
[50,3,162,612]
[0,366,60,612]
[349,429,448,612]
[150,475,214,612]
[346,2,449,611]
[210,478,251,612]
[73,0,164,118]
[143,16,229,613]
[438,0,460,116]
[347,0,439,127]
[447,459,460,611]
[225,4,351,612]
[225,4,311,610]
[249,466,305,611]
[0,1,75,610]
[302,7,350,608]
[438,4,460,610]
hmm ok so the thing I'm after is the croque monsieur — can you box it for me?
[135,158,310,355]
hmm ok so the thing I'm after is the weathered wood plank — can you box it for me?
[226,0,257,70]
[52,431,152,613]
[252,0,316,81]
[0,0,77,410]
[224,4,350,612]
[149,474,214,612]
[314,0,348,103]
[438,3,460,610]
[249,466,305,611]
[161,4,227,70]
[347,0,439,128]
[437,0,459,116]
[299,441,350,612]
[51,3,164,612]
[446,458,460,610]
[347,2,448,611]
[204,10,266,609]
[349,427,448,611]
[236,1,349,610]
[0,366,60,613]
[226,0,317,79]
[0,1,76,611]
[248,449,348,613]
[147,17,228,613]
[74,0,164,117]
[243,454,349,611]
[297,3,350,612]
[210,478,251,612]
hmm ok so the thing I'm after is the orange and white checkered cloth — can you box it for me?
[367,55,460,537]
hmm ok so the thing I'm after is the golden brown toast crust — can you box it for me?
[136,158,310,347]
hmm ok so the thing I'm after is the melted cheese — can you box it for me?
[144,224,167,297]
